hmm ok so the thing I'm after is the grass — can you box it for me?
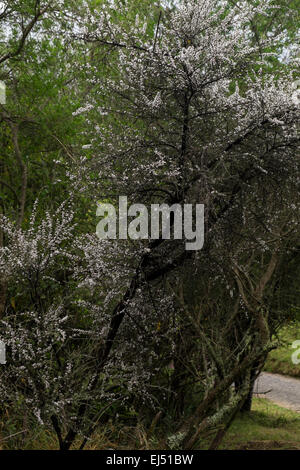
[221,398,300,450]
[3,398,299,451]
[264,323,300,378]
[1,399,299,450]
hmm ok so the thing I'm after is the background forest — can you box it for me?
[0,0,299,450]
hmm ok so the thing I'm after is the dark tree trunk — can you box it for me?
[240,382,254,412]
[238,366,258,412]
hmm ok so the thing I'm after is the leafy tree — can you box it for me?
[0,0,299,450]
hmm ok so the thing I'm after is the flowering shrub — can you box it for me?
[0,0,299,450]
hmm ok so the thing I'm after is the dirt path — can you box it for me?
[255,372,300,412]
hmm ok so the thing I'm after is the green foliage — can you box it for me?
[265,323,300,377]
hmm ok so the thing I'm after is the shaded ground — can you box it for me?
[1,397,300,450]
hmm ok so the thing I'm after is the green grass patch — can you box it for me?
[221,398,300,450]
[2,397,300,450]
[264,323,300,378]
